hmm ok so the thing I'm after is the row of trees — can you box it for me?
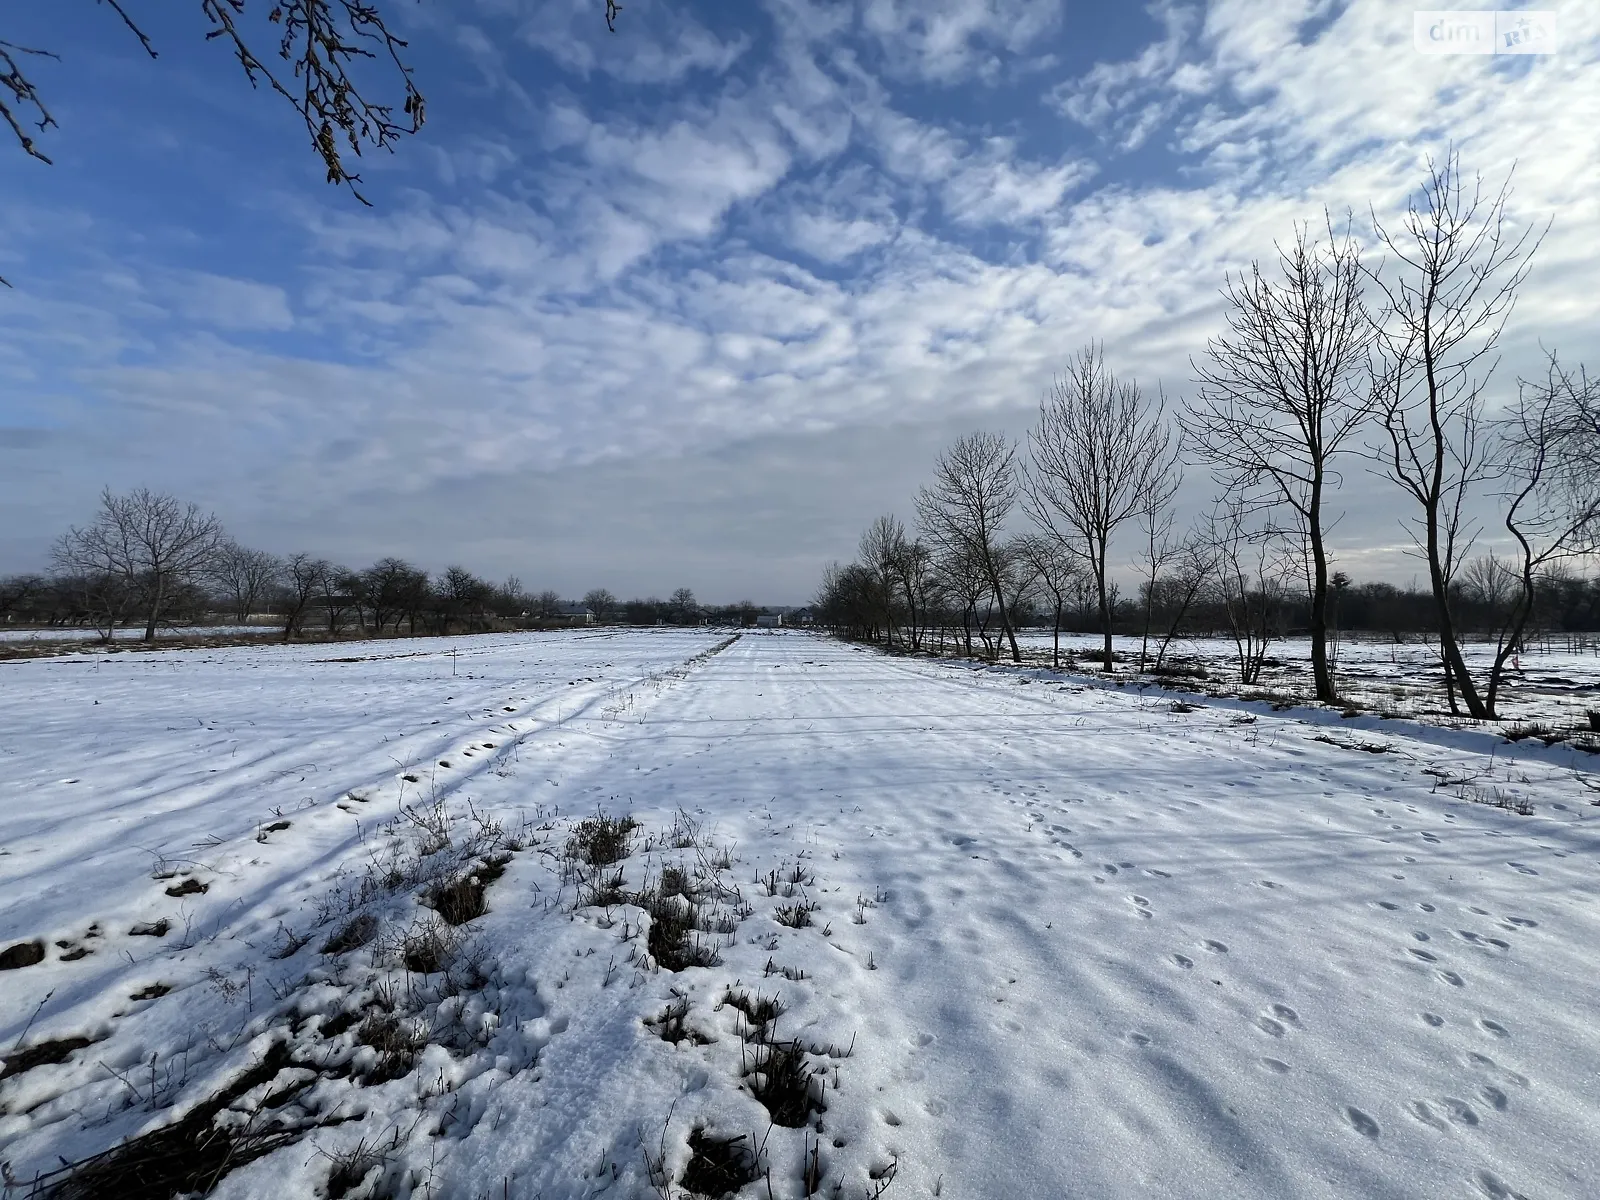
[818,153,1600,719]
[2,489,758,641]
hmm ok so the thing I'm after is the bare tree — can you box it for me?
[53,487,225,642]
[916,432,1023,662]
[1014,534,1078,668]
[434,565,491,633]
[531,589,563,622]
[1134,497,1178,673]
[1202,499,1292,686]
[279,552,328,640]
[932,544,990,659]
[582,588,617,623]
[1184,220,1372,703]
[1368,151,1545,718]
[890,536,933,652]
[1028,345,1179,673]
[210,540,282,624]
[668,587,699,625]
[0,574,44,623]
[1148,533,1212,674]
[859,514,908,648]
[1471,353,1600,712]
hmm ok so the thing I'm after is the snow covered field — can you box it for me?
[2,629,1597,1199]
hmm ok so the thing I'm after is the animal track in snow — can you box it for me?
[1472,1168,1531,1200]
[1422,1012,1445,1027]
[1343,1106,1380,1139]
[1409,948,1437,962]
[1466,1052,1529,1088]
[1478,1019,1508,1038]
[1202,939,1228,953]
[1259,1057,1290,1073]
[1437,970,1465,987]
[1172,954,1193,969]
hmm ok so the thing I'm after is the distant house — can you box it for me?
[552,603,594,625]
[755,613,783,628]
[789,609,813,626]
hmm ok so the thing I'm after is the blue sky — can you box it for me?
[3,1,1597,601]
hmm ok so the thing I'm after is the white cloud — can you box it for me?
[166,273,294,333]
[7,0,1600,589]
[860,0,1065,83]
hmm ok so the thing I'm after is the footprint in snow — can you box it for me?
[1479,1085,1508,1111]
[1422,1012,1445,1027]
[1506,863,1538,876]
[1466,1052,1528,1088]
[1503,916,1537,928]
[1270,1004,1299,1024]
[1472,1168,1532,1200]
[1255,1016,1286,1037]
[1409,948,1438,962]
[1202,939,1228,954]
[1259,1057,1290,1074]
[1343,1107,1381,1139]
[1172,954,1194,969]
[1408,1099,1450,1131]
[1144,868,1171,878]
[1376,901,1400,911]
[1478,1019,1508,1038]
[1438,970,1465,987]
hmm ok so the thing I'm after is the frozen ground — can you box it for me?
[1,629,1597,1199]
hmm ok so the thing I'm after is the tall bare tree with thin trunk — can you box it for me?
[1476,353,1600,714]
[1028,344,1179,673]
[860,514,908,648]
[53,487,224,642]
[1184,220,1372,704]
[1014,534,1080,669]
[1368,151,1545,719]
[916,432,1023,662]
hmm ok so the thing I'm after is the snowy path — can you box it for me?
[1,631,1597,1199]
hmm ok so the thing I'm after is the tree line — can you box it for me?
[817,153,1600,720]
[1,489,766,641]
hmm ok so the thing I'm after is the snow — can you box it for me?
[2,628,1597,1199]
[1015,630,1600,728]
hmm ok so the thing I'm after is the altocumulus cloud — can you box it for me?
[0,0,1596,599]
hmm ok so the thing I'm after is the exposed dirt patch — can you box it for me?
[0,1036,98,1083]
[0,940,45,970]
